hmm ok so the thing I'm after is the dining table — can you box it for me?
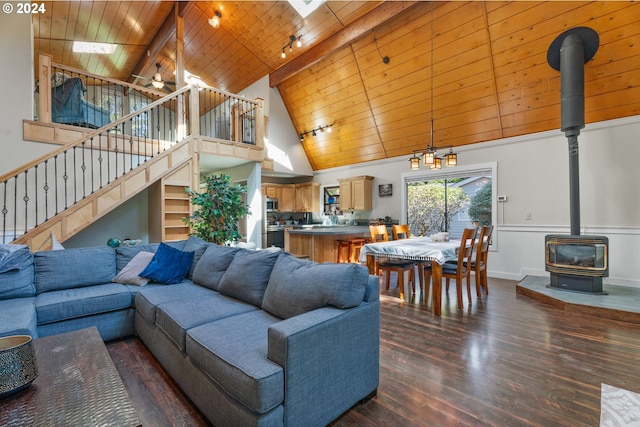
[359,236,462,316]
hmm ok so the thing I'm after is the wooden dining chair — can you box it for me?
[472,225,494,297]
[368,225,418,296]
[424,227,478,309]
[392,224,424,293]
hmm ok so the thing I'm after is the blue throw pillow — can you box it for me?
[139,242,194,285]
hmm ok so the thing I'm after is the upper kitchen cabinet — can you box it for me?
[294,182,320,212]
[279,185,296,212]
[338,176,374,211]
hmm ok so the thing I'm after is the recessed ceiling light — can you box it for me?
[72,41,117,54]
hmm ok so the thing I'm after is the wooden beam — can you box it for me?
[129,2,193,83]
[269,1,418,87]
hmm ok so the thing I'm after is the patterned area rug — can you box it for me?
[601,384,640,426]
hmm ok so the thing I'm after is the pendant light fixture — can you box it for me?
[408,4,458,170]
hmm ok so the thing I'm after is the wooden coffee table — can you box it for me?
[0,326,141,426]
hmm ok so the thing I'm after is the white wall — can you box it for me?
[240,76,313,177]
[313,115,640,287]
[63,191,150,248]
[0,11,51,176]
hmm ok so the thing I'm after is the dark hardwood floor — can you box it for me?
[107,277,640,426]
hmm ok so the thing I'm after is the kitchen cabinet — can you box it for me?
[338,176,374,211]
[262,184,278,199]
[294,182,320,212]
[279,185,296,212]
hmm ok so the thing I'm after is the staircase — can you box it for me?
[3,56,266,249]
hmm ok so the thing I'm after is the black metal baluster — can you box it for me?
[89,137,95,194]
[81,141,87,198]
[156,105,161,154]
[23,170,29,235]
[63,151,69,209]
[43,160,50,220]
[34,165,38,227]
[72,146,77,203]
[2,180,8,243]
[54,155,59,215]
[12,175,17,240]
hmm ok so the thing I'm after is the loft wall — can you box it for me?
[240,76,313,177]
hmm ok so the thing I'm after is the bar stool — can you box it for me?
[349,238,366,263]
[337,240,351,263]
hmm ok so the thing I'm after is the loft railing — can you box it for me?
[4,55,265,243]
[36,53,260,146]
[36,54,167,127]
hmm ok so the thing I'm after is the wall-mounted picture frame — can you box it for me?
[379,184,393,197]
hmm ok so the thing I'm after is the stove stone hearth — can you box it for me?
[517,276,640,324]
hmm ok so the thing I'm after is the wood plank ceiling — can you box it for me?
[32,1,640,171]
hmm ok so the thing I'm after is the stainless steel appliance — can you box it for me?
[265,198,278,213]
[266,225,285,248]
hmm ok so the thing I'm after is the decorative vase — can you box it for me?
[0,335,38,398]
[107,237,121,248]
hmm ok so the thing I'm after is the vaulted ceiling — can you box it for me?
[33,1,640,171]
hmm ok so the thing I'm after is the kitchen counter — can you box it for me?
[286,225,370,235]
[284,226,371,263]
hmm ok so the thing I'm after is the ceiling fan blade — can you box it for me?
[132,74,149,80]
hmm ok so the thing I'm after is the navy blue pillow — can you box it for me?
[139,242,194,284]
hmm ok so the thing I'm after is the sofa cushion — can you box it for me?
[217,250,280,306]
[156,293,258,351]
[0,297,37,338]
[0,245,34,300]
[262,253,368,319]
[191,244,241,291]
[135,282,214,323]
[34,246,116,294]
[186,310,284,414]
[35,283,132,325]
[112,251,154,286]
[140,243,194,285]
[116,244,160,271]
[182,236,208,279]
[0,244,32,273]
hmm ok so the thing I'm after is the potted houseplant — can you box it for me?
[183,174,250,245]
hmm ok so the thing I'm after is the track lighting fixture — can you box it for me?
[299,123,333,141]
[280,34,302,59]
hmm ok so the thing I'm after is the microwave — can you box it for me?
[265,198,278,212]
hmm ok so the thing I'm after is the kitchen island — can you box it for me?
[285,225,371,263]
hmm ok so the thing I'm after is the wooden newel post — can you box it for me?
[39,53,52,123]
[254,97,265,149]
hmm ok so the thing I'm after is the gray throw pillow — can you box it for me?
[192,244,241,291]
[183,236,208,278]
[217,249,281,306]
[112,251,154,286]
[262,253,368,319]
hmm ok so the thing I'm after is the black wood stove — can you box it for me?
[546,28,610,293]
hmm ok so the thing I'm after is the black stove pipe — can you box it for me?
[547,27,599,236]
[561,34,585,236]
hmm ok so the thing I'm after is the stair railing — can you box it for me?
[7,56,265,244]
[1,85,191,243]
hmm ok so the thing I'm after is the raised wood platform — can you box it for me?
[517,275,640,324]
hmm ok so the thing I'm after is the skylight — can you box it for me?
[72,41,117,54]
[287,0,326,18]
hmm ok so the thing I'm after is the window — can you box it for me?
[401,162,497,243]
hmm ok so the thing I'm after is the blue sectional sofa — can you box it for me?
[0,239,380,427]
